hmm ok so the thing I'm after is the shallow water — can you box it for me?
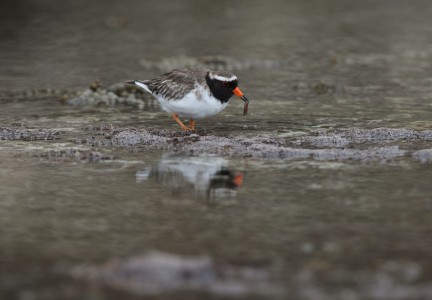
[2,0,432,299]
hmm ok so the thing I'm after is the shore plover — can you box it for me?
[127,67,249,131]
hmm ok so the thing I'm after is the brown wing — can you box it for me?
[146,67,208,100]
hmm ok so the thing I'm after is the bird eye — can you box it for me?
[223,81,229,87]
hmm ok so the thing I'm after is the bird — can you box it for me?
[135,153,244,200]
[126,67,249,131]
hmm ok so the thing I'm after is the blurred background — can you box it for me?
[2,1,432,299]
[2,0,432,99]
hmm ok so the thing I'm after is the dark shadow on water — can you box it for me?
[136,153,245,202]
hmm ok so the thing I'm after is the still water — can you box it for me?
[2,0,432,299]
[2,140,432,298]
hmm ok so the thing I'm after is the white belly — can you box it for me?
[155,88,228,119]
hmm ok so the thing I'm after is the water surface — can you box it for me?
[2,0,432,299]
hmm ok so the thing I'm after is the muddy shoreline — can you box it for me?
[3,122,432,162]
[3,0,432,299]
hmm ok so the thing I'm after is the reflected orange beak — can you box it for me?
[233,87,249,116]
[233,173,244,187]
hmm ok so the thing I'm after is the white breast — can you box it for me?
[155,85,228,119]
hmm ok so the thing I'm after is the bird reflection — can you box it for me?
[136,154,244,201]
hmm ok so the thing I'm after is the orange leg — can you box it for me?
[189,119,196,130]
[172,113,191,131]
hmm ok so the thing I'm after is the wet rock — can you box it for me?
[339,128,432,141]
[71,251,281,297]
[78,128,406,161]
[65,81,154,109]
[302,135,350,148]
[0,127,59,141]
[296,128,432,148]
[412,149,432,163]
[88,128,170,148]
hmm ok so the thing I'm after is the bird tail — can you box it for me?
[126,80,152,94]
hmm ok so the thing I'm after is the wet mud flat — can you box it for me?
[78,126,432,162]
[2,82,432,300]
[4,123,432,163]
[2,103,432,300]
[3,79,430,163]
[3,0,432,298]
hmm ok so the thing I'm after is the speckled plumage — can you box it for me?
[127,67,248,130]
[142,67,209,101]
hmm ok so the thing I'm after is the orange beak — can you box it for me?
[233,87,249,116]
[233,87,244,97]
